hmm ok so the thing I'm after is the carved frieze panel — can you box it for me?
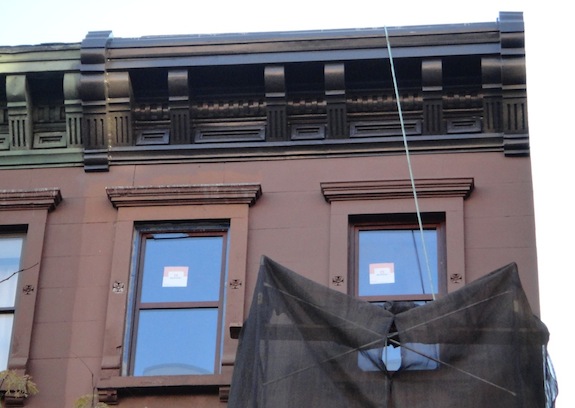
[194,122,266,143]
[290,123,325,140]
[191,99,266,119]
[350,120,422,138]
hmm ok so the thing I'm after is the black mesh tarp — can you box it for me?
[228,257,557,408]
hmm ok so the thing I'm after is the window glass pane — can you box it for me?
[140,235,223,303]
[358,343,439,372]
[0,314,14,370]
[400,343,439,370]
[133,308,219,376]
[0,237,23,308]
[358,345,402,372]
[358,229,438,297]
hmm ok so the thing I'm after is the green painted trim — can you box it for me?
[0,148,84,168]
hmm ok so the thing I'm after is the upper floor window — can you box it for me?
[98,182,260,403]
[0,188,60,376]
[126,223,228,377]
[321,178,473,374]
[351,215,446,371]
[0,234,24,370]
[353,227,441,302]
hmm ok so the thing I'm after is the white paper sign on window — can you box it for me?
[369,263,395,284]
[162,266,189,287]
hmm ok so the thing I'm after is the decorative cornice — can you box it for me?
[106,183,262,208]
[0,188,62,211]
[320,178,474,202]
[1,12,528,169]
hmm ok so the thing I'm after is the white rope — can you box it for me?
[384,26,436,300]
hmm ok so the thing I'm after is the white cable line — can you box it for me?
[384,26,436,300]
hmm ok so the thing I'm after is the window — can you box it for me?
[351,217,445,302]
[126,224,228,376]
[351,215,446,372]
[321,178,472,294]
[98,183,261,402]
[321,178,472,373]
[0,187,60,374]
[0,234,24,370]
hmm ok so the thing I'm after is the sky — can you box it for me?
[1,0,573,406]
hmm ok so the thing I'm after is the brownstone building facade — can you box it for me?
[0,12,543,407]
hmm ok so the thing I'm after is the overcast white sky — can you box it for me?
[1,1,572,406]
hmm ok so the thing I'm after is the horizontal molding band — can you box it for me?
[320,177,474,202]
[106,183,262,208]
[0,188,62,211]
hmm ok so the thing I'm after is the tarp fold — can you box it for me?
[229,256,556,408]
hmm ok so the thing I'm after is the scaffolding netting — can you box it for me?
[228,256,557,408]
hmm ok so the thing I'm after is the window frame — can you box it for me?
[0,231,26,371]
[126,223,230,377]
[349,215,446,373]
[0,188,61,377]
[321,178,473,296]
[320,178,473,374]
[98,183,261,403]
[350,214,447,303]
